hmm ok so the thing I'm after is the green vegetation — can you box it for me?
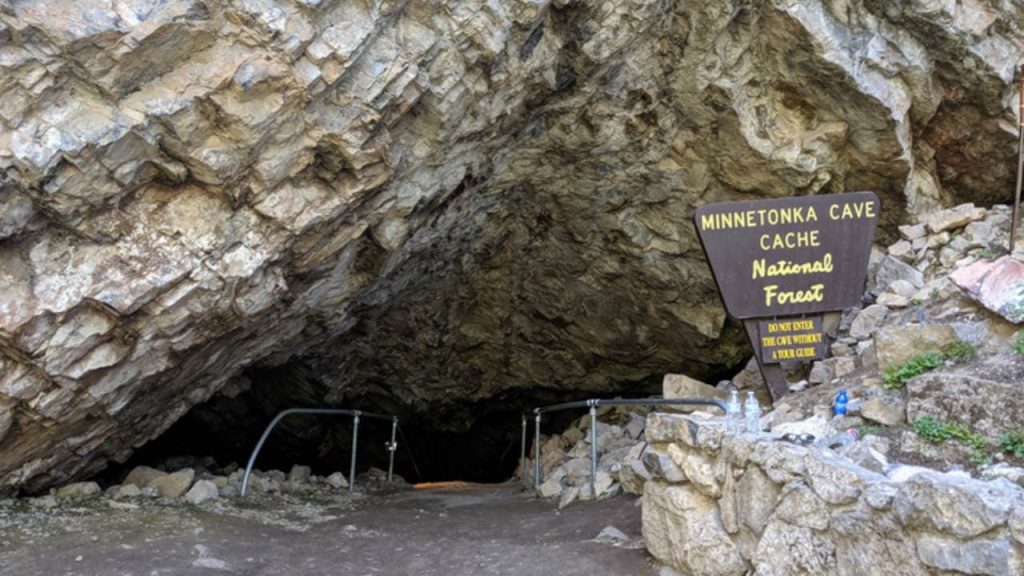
[929,287,940,300]
[1012,331,1024,355]
[910,298,923,306]
[999,431,1024,459]
[883,341,976,389]
[884,353,943,389]
[913,415,991,467]
[942,341,976,363]
[976,248,996,259]
[857,424,884,437]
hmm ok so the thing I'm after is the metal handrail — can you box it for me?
[524,397,728,498]
[240,408,398,497]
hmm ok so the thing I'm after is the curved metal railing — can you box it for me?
[523,397,728,497]
[240,408,398,497]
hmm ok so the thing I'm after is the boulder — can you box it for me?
[558,487,579,509]
[122,465,165,488]
[592,525,633,547]
[734,465,780,534]
[667,443,721,498]
[617,458,651,495]
[643,481,746,576]
[593,470,617,499]
[184,479,219,505]
[325,472,348,489]
[147,468,195,498]
[624,413,646,440]
[108,484,142,499]
[287,464,312,485]
[830,510,926,576]
[662,373,729,411]
[876,292,910,308]
[808,360,832,385]
[874,256,924,294]
[753,519,836,575]
[898,223,927,240]
[873,324,958,372]
[950,256,1024,324]
[887,240,914,262]
[860,397,905,427]
[925,203,987,234]
[54,481,101,501]
[773,482,830,530]
[804,450,885,505]
[849,304,888,340]
[916,535,1015,576]
[537,478,563,498]
[892,472,1019,539]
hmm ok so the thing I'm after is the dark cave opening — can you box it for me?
[103,363,675,486]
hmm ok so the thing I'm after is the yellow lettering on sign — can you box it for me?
[752,253,834,279]
[829,201,877,220]
[763,283,826,307]
[698,206,820,231]
[758,230,821,251]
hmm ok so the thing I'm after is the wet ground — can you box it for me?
[0,483,656,575]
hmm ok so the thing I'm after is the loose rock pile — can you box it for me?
[33,460,410,509]
[523,406,651,507]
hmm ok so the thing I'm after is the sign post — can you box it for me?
[694,192,880,400]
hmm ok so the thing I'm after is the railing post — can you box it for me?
[349,411,360,495]
[589,401,598,499]
[520,414,527,484]
[533,411,542,488]
[387,417,398,483]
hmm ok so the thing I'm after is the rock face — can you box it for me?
[1,0,1023,492]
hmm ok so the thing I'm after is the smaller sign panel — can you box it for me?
[757,317,826,364]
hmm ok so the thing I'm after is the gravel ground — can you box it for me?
[0,483,656,575]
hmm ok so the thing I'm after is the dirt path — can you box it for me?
[0,484,656,575]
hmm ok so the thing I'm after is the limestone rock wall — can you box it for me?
[1,0,1023,492]
[643,412,1024,576]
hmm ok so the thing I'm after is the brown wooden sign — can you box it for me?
[694,192,879,400]
[757,317,827,364]
[694,192,879,319]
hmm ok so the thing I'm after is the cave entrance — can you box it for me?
[107,363,649,486]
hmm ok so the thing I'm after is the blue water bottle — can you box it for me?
[833,388,848,416]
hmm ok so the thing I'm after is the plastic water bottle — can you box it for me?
[833,388,849,417]
[744,391,761,434]
[726,389,741,435]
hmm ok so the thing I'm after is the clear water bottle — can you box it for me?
[744,391,761,434]
[726,389,741,435]
[833,388,849,417]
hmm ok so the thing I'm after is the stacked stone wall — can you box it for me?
[643,412,1024,576]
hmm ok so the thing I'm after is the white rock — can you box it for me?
[184,479,219,505]
[287,464,312,484]
[849,304,888,340]
[325,472,349,489]
[53,481,101,501]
